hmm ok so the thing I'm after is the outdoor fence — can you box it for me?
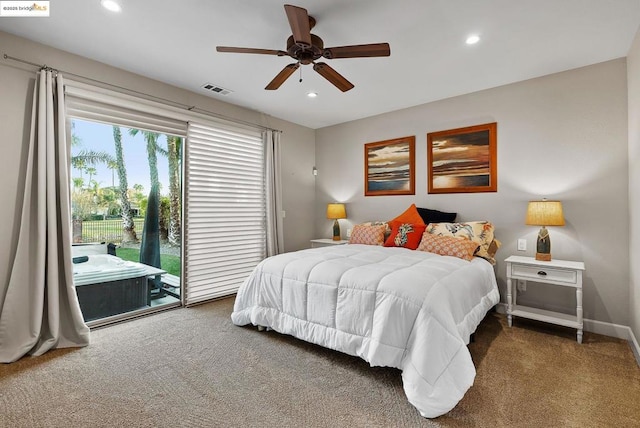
[75,218,145,243]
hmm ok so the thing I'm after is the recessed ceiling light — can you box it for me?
[466,35,480,45]
[307,92,318,98]
[101,0,122,12]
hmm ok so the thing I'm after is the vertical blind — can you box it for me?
[185,121,266,305]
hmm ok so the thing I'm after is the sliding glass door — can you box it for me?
[69,118,183,325]
[64,81,270,321]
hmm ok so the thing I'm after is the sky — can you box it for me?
[71,118,172,195]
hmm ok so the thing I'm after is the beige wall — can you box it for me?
[316,59,630,326]
[1,29,634,331]
[628,28,640,344]
[0,31,316,290]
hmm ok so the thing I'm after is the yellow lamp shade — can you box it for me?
[326,203,347,220]
[525,200,565,226]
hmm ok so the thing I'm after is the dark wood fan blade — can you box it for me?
[284,4,312,48]
[323,43,391,59]
[217,46,287,56]
[313,62,354,92]
[265,63,300,90]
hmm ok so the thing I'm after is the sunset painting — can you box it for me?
[365,136,415,196]
[427,123,497,194]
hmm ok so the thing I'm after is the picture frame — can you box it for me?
[364,136,415,196]
[427,122,497,194]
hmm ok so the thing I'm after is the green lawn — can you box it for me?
[116,247,181,277]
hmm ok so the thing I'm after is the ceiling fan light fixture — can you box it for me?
[101,0,122,12]
[466,34,480,45]
[216,4,389,92]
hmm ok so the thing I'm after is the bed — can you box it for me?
[231,243,500,418]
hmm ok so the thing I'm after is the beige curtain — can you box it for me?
[264,130,284,257]
[0,70,90,363]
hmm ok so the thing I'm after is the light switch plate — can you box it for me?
[517,239,527,251]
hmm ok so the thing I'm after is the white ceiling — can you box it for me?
[1,0,639,129]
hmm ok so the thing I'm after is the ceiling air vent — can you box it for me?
[201,83,232,96]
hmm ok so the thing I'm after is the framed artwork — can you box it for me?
[427,122,497,194]
[364,136,415,196]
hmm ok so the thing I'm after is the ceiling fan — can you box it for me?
[216,4,391,92]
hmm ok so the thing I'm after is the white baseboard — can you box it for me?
[494,303,640,367]
[629,327,640,367]
[583,318,630,340]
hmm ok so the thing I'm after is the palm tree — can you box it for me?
[72,177,84,189]
[70,120,114,238]
[85,167,97,188]
[128,129,163,192]
[72,150,114,170]
[107,160,118,188]
[167,136,182,246]
[113,126,137,243]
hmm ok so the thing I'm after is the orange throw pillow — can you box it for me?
[417,233,480,260]
[389,204,425,226]
[384,222,426,250]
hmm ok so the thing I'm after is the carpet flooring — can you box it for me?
[1,297,639,427]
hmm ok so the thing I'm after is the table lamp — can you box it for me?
[525,199,565,261]
[326,203,347,241]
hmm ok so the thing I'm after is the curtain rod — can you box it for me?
[3,53,282,133]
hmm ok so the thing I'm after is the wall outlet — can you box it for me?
[347,228,352,238]
[517,239,527,251]
[517,279,527,292]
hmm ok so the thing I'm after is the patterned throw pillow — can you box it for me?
[359,221,392,240]
[383,221,427,250]
[417,233,480,261]
[389,204,425,226]
[349,224,386,246]
[487,238,502,259]
[426,221,497,264]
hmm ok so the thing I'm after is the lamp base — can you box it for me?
[535,226,551,261]
[535,252,551,262]
[332,219,341,241]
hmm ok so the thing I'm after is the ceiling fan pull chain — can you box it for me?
[299,65,303,83]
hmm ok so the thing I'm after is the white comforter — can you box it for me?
[231,244,500,417]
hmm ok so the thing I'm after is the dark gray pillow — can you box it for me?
[417,207,457,224]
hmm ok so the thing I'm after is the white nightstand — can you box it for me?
[505,255,586,344]
[310,238,348,248]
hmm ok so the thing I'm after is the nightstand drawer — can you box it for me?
[511,264,577,284]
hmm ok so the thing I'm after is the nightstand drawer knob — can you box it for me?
[537,271,547,276]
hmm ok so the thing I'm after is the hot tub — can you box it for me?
[73,254,148,286]
[73,254,151,321]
